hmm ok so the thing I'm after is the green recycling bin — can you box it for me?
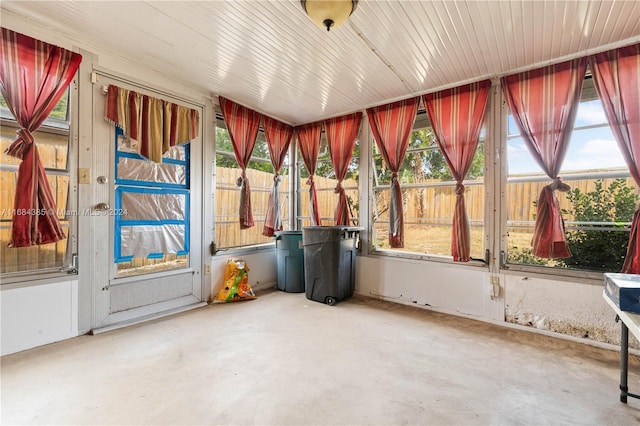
[274,231,305,293]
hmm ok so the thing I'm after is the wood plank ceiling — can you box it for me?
[2,0,640,125]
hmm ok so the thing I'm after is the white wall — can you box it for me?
[355,254,625,349]
[355,256,503,321]
[0,280,78,356]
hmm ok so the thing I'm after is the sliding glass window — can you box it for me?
[0,89,77,278]
[215,117,291,249]
[296,132,359,228]
[371,111,486,261]
[504,76,632,274]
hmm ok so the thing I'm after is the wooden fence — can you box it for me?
[215,166,359,247]
[1,130,70,273]
[217,168,638,248]
[373,176,637,224]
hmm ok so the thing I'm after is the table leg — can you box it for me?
[621,320,629,403]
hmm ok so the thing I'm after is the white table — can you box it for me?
[603,291,640,403]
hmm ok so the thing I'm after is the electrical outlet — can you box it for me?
[205,264,211,275]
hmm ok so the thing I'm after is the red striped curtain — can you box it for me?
[501,59,587,259]
[294,122,323,226]
[219,96,261,229]
[1,29,82,247]
[423,81,491,261]
[324,112,362,226]
[105,85,200,163]
[261,115,293,237]
[366,97,420,247]
[589,44,640,273]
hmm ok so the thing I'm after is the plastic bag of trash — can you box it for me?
[215,258,256,303]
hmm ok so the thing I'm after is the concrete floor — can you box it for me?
[2,289,640,425]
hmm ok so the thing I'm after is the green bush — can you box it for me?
[559,179,638,272]
[508,246,550,266]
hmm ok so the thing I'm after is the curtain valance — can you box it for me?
[105,85,200,163]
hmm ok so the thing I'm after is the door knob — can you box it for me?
[95,202,110,211]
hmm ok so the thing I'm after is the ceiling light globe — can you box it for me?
[301,0,358,32]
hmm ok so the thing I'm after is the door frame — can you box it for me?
[88,69,208,332]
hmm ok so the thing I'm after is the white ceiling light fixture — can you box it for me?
[301,0,358,32]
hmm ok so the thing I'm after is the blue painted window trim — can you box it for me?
[113,126,191,263]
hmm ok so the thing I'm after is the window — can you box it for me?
[0,89,76,277]
[215,118,291,249]
[505,76,632,273]
[113,127,190,277]
[371,111,486,260]
[296,132,359,228]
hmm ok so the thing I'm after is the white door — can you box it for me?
[90,74,204,331]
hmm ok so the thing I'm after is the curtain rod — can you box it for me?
[92,67,205,109]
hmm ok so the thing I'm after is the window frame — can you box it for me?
[369,109,489,267]
[295,131,360,229]
[214,114,292,251]
[500,74,633,281]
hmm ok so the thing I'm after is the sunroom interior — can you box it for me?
[2,0,640,423]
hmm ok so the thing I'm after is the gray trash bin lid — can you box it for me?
[302,226,363,246]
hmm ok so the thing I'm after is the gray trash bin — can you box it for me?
[274,230,305,293]
[302,226,362,305]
